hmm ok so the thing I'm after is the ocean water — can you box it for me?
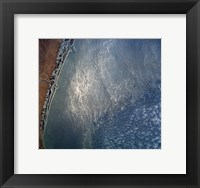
[44,39,161,149]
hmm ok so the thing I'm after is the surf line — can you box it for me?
[40,39,75,139]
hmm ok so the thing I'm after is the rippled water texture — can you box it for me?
[44,39,161,149]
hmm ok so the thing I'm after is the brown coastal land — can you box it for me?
[39,39,60,149]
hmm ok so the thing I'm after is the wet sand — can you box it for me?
[39,39,60,149]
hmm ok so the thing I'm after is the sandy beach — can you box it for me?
[39,39,60,149]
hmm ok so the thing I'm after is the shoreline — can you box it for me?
[39,39,61,149]
[39,39,74,149]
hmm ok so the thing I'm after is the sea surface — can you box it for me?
[44,39,161,149]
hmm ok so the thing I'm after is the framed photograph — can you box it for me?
[0,0,199,187]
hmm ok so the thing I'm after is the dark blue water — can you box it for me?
[92,81,161,149]
[44,39,161,149]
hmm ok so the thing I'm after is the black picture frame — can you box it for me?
[0,0,200,187]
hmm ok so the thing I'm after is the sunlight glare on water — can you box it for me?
[44,39,161,149]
